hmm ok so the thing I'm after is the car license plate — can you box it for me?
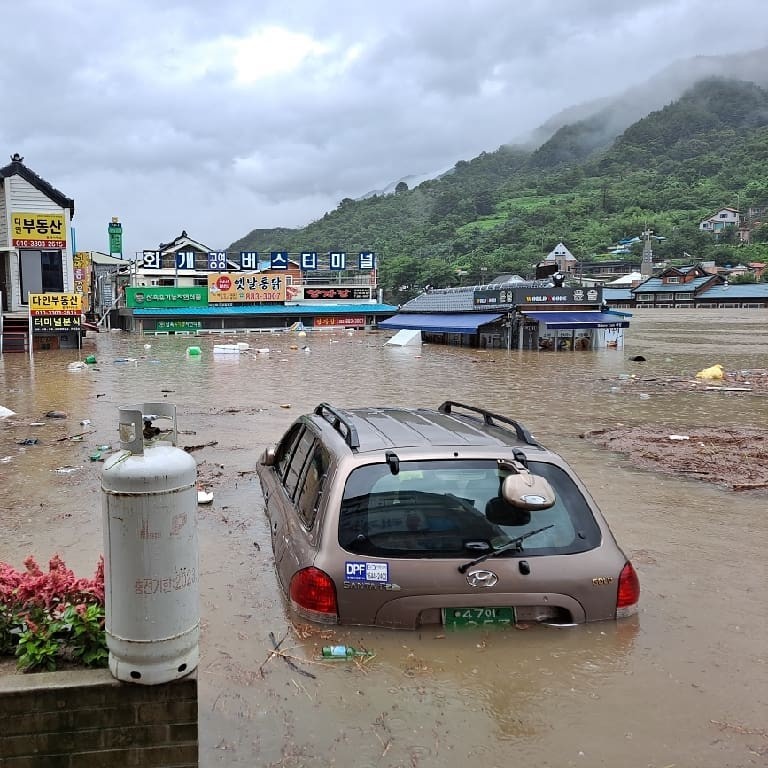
[442,607,516,627]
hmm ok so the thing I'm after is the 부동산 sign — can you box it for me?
[125,286,208,308]
[12,212,66,248]
[28,293,82,335]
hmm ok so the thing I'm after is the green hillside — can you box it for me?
[228,78,768,302]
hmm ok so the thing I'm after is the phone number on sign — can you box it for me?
[14,239,66,248]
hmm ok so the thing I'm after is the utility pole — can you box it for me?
[640,225,654,278]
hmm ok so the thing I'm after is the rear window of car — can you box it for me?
[338,459,601,558]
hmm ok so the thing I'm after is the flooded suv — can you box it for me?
[257,401,639,629]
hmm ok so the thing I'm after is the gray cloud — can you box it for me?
[1,0,766,257]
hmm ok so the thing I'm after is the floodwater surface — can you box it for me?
[1,309,767,767]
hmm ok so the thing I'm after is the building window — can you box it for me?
[675,293,693,301]
[636,294,654,302]
[666,277,679,284]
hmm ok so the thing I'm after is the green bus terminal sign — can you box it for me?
[125,286,208,308]
[108,221,123,256]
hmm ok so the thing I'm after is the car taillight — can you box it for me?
[289,567,338,624]
[616,561,640,618]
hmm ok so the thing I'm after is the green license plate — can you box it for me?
[442,607,516,627]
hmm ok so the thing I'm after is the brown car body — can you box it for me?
[257,401,639,629]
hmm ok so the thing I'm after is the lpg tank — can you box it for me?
[101,403,199,684]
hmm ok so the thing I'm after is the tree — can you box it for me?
[395,181,409,194]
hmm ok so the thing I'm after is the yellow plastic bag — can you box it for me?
[695,364,724,380]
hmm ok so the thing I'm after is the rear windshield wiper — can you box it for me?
[457,524,554,573]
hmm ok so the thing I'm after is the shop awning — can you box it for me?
[378,313,504,334]
[523,311,630,329]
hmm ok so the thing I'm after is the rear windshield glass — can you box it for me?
[339,459,601,558]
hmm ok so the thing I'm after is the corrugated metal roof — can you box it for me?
[701,284,768,299]
[400,289,476,312]
[633,276,714,293]
[603,287,634,300]
[132,303,396,316]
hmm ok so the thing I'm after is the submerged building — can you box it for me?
[379,277,630,350]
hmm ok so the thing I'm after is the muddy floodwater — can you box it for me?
[1,309,767,767]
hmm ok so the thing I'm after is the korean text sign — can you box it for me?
[207,272,286,303]
[12,212,66,248]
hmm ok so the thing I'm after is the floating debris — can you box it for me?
[696,364,725,380]
[583,425,768,491]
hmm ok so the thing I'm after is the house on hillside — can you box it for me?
[699,207,740,233]
[544,242,578,274]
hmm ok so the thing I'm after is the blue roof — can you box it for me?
[633,276,714,293]
[701,284,768,299]
[523,311,630,329]
[603,287,634,300]
[133,303,397,316]
[379,313,504,333]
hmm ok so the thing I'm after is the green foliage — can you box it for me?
[58,604,109,667]
[11,604,108,672]
[11,615,61,672]
[1,555,107,672]
[226,78,768,300]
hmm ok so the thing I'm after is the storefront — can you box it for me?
[378,283,632,350]
[377,312,505,347]
[0,154,79,352]
[121,286,396,333]
[520,310,630,350]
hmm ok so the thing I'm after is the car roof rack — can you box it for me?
[437,400,540,447]
[314,403,360,449]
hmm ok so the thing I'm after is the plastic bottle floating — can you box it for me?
[320,645,375,660]
[186,346,202,357]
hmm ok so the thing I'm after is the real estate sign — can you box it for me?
[28,292,82,334]
[12,212,66,248]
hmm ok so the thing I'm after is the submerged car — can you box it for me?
[257,401,639,629]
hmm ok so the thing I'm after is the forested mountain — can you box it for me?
[228,78,768,302]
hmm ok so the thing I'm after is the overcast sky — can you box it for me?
[2,0,767,258]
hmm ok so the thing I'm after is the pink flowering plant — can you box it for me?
[0,555,107,672]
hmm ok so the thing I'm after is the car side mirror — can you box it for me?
[260,446,277,466]
[501,471,556,511]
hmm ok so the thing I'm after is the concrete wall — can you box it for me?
[0,669,197,767]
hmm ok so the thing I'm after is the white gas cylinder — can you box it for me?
[101,403,199,684]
